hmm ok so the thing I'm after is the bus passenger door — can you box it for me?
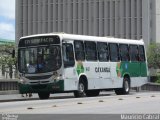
[62,40,77,91]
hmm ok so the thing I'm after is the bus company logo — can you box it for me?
[2,114,18,120]
[95,67,110,73]
[76,61,84,75]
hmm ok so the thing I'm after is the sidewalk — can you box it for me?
[0,91,74,102]
[0,92,40,102]
[0,90,19,95]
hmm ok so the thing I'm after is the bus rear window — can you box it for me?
[139,45,146,62]
[129,45,139,62]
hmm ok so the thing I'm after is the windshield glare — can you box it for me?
[18,45,62,74]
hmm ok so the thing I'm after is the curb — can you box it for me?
[0,90,19,95]
[141,82,160,91]
[0,97,39,102]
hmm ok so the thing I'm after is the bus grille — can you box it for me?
[26,75,52,80]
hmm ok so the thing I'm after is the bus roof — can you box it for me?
[20,33,144,45]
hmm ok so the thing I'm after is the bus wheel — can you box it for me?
[115,77,130,95]
[38,92,50,99]
[86,90,100,97]
[74,80,87,98]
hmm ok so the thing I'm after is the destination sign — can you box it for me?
[18,36,60,47]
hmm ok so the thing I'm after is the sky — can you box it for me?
[0,0,15,40]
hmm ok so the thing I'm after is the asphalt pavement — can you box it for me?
[0,92,160,114]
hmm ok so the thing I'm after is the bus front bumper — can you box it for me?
[18,80,64,94]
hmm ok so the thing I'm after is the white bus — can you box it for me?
[18,33,148,99]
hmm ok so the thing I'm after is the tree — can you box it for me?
[147,43,160,69]
[0,43,17,79]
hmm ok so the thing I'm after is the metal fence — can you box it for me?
[0,80,19,91]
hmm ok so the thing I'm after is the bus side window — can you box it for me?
[119,44,130,61]
[129,45,139,62]
[139,45,146,62]
[62,43,75,67]
[85,41,97,61]
[97,42,109,62]
[74,40,85,61]
[109,43,120,62]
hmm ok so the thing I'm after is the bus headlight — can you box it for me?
[20,79,26,84]
[51,76,61,81]
[56,76,61,80]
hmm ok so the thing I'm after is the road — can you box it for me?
[0,92,160,114]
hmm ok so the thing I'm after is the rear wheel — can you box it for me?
[74,79,87,98]
[38,92,50,99]
[115,77,130,95]
[86,90,100,97]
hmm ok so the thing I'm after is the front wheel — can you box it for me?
[38,92,50,99]
[115,77,130,95]
[74,80,87,98]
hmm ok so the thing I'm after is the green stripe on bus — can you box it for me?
[116,62,147,78]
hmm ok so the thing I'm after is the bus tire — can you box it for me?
[86,90,100,97]
[38,92,50,99]
[115,77,130,95]
[74,79,87,98]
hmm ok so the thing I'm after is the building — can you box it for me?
[16,0,160,47]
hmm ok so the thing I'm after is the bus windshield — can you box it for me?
[18,45,62,74]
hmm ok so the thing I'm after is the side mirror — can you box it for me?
[12,49,15,58]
